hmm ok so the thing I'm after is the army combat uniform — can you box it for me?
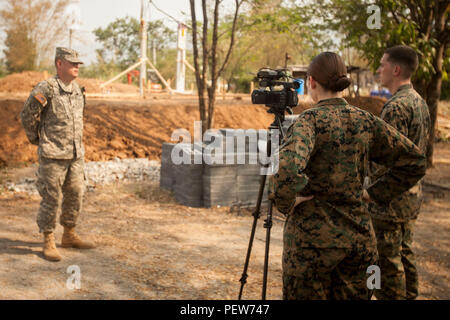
[369,84,430,300]
[21,75,86,233]
[270,98,427,300]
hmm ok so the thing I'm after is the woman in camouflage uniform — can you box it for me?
[270,52,427,299]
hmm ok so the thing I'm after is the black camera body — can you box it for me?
[251,89,298,107]
[251,68,299,109]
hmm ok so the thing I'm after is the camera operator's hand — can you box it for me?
[289,195,314,215]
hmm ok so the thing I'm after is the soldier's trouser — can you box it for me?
[283,247,377,300]
[36,156,85,233]
[372,219,418,300]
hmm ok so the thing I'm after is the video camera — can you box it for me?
[251,68,299,114]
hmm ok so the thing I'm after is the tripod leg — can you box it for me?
[238,174,267,300]
[262,199,274,300]
[239,118,280,300]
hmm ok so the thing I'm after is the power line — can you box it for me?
[148,0,190,28]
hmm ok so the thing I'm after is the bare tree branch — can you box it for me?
[217,0,244,78]
[190,0,206,125]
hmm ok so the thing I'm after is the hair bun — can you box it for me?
[331,75,351,91]
[307,52,351,92]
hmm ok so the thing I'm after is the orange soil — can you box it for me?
[0,98,277,166]
[0,71,138,94]
[0,71,389,166]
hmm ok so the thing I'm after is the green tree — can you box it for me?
[189,0,246,131]
[0,0,74,70]
[0,58,8,78]
[93,16,176,71]
[221,0,329,92]
[4,25,36,72]
[78,50,123,81]
[306,0,449,166]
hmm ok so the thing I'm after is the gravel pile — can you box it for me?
[4,177,39,195]
[3,158,161,195]
[84,158,160,185]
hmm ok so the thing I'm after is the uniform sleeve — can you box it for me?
[20,82,50,145]
[367,116,426,205]
[380,102,409,136]
[369,101,410,184]
[269,112,316,214]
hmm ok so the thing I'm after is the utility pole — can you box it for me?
[139,0,147,97]
[176,23,187,92]
[101,0,172,94]
[152,39,156,65]
[69,29,73,49]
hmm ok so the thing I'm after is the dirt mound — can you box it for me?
[0,71,139,94]
[0,99,274,165]
[345,95,386,116]
[0,94,418,167]
[0,71,45,93]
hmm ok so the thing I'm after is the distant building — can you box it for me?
[287,64,378,97]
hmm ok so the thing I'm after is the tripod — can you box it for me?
[238,108,286,300]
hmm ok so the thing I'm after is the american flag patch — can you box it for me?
[33,93,47,106]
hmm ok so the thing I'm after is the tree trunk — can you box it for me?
[207,86,217,129]
[423,0,448,168]
[190,0,243,132]
[425,41,445,167]
[207,0,220,130]
[190,0,208,133]
[200,0,209,132]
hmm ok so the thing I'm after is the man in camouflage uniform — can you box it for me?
[21,47,95,262]
[369,45,430,299]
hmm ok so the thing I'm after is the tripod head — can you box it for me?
[251,68,299,137]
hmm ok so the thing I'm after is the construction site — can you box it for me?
[0,0,449,302]
[0,69,448,299]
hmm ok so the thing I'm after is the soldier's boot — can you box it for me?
[61,227,96,249]
[43,232,62,262]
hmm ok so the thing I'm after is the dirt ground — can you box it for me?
[0,72,448,299]
[0,176,285,299]
[0,142,448,300]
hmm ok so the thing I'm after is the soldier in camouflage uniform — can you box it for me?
[369,45,430,299]
[21,47,95,262]
[269,52,427,300]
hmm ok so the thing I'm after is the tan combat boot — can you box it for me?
[43,232,62,262]
[61,227,96,249]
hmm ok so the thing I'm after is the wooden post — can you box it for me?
[146,60,173,93]
[139,0,147,97]
[356,70,360,97]
[100,59,144,88]
[250,81,254,94]
[222,78,226,100]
